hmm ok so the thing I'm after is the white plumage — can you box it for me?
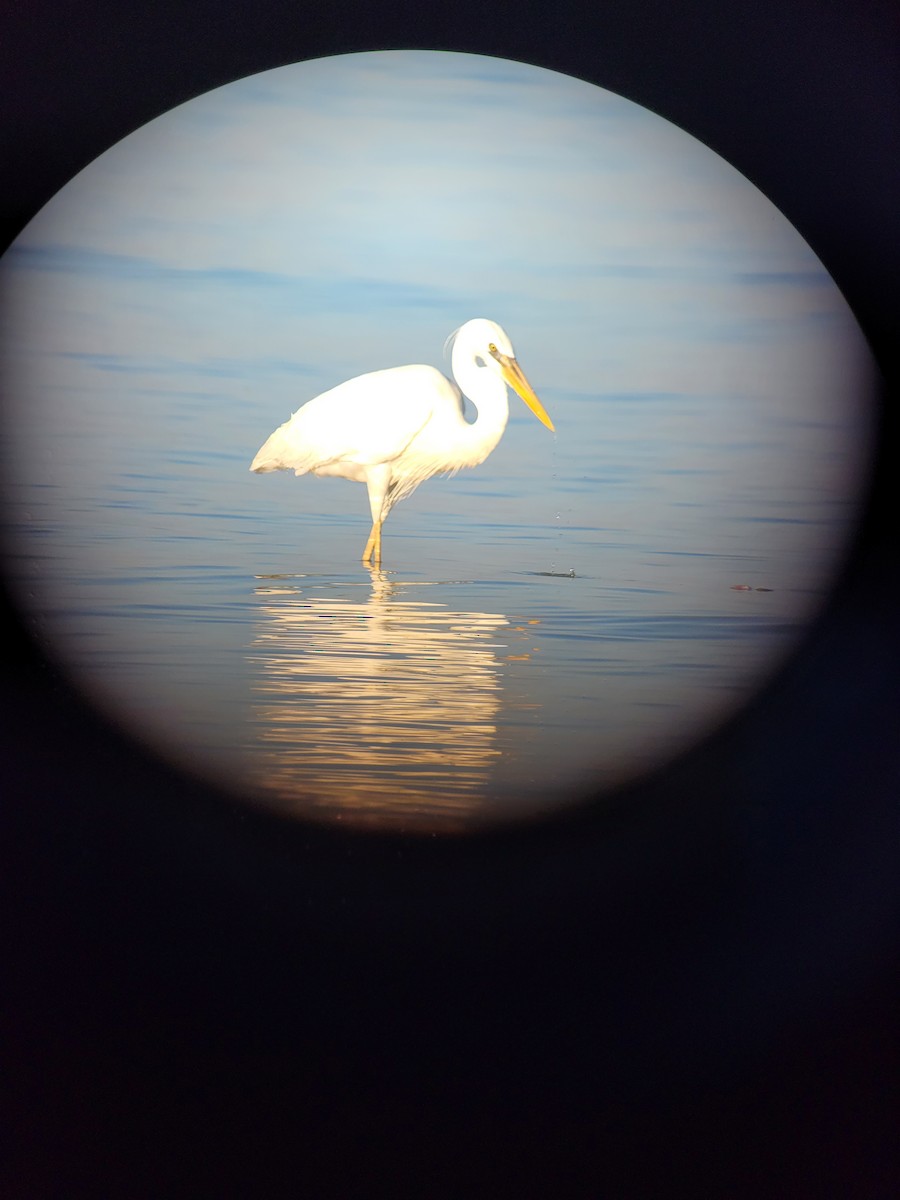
[250,318,554,564]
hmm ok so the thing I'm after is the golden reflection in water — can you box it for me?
[247,569,510,832]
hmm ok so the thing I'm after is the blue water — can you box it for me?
[0,51,874,831]
[2,365,863,830]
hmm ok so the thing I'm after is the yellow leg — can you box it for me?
[362,520,382,564]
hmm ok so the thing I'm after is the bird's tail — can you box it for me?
[250,432,292,473]
[250,453,277,473]
[249,443,279,472]
[250,421,317,475]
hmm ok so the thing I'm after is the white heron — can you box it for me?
[250,318,555,565]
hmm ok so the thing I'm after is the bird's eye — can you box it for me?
[488,343,498,355]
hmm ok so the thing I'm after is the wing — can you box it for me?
[250,364,460,475]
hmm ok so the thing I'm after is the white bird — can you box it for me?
[250,318,555,565]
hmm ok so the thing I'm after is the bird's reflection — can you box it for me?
[246,567,510,832]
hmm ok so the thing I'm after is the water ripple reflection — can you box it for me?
[247,569,509,832]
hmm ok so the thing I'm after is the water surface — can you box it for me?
[0,51,874,831]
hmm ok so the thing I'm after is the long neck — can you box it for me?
[451,345,510,468]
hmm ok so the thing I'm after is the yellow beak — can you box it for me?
[501,357,555,432]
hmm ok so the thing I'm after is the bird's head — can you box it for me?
[449,318,555,432]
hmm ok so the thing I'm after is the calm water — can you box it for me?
[2,359,866,831]
[0,52,874,831]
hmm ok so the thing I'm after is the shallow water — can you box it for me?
[0,52,874,831]
[3,372,853,831]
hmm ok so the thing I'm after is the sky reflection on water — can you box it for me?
[0,51,876,831]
